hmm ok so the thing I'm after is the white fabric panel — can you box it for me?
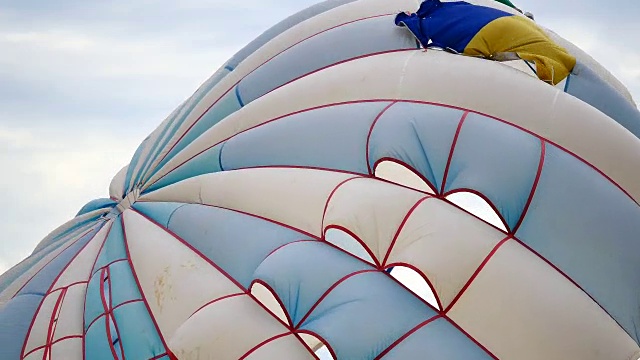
[146,0,420,182]
[109,165,129,200]
[52,223,109,290]
[244,334,315,360]
[386,198,505,309]
[168,295,289,360]
[52,284,85,341]
[374,160,435,193]
[142,168,357,237]
[24,290,62,355]
[251,283,289,324]
[448,240,640,360]
[164,50,640,203]
[123,210,242,339]
[323,177,426,263]
[23,348,44,360]
[51,338,82,360]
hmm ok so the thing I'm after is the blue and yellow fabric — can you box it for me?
[395,0,576,85]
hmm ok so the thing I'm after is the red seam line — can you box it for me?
[444,235,513,313]
[84,299,145,333]
[99,269,119,360]
[224,164,363,177]
[440,111,469,195]
[154,202,322,242]
[381,196,432,267]
[442,188,510,232]
[374,315,442,359]
[13,229,93,299]
[444,316,499,359]
[321,176,361,234]
[365,101,398,174]
[153,13,396,168]
[295,269,377,328]
[149,353,169,360]
[189,293,245,319]
[20,227,101,359]
[22,335,83,358]
[295,330,338,360]
[372,157,438,195]
[511,237,628,336]
[83,221,112,360]
[121,216,173,355]
[42,288,67,360]
[238,332,291,359]
[107,267,126,360]
[250,280,294,326]
[323,225,380,268]
[91,258,128,276]
[384,262,443,311]
[49,281,89,293]
[511,140,546,234]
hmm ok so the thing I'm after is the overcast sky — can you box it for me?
[1,0,638,274]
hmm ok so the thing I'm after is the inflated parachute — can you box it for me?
[2,0,640,359]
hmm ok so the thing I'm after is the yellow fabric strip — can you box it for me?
[464,16,576,85]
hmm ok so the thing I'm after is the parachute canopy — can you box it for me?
[1,0,640,359]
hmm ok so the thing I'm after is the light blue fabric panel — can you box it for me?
[144,143,224,193]
[0,294,43,360]
[300,271,437,360]
[93,218,127,273]
[113,302,166,359]
[368,102,464,190]
[18,229,98,296]
[154,88,242,173]
[132,202,186,228]
[516,144,640,343]
[253,241,372,325]
[144,203,312,288]
[85,271,105,330]
[237,16,415,103]
[221,102,389,173]
[76,198,117,217]
[444,113,541,229]
[566,61,640,139]
[382,318,492,359]
[224,0,357,70]
[85,317,114,360]
[107,261,142,307]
